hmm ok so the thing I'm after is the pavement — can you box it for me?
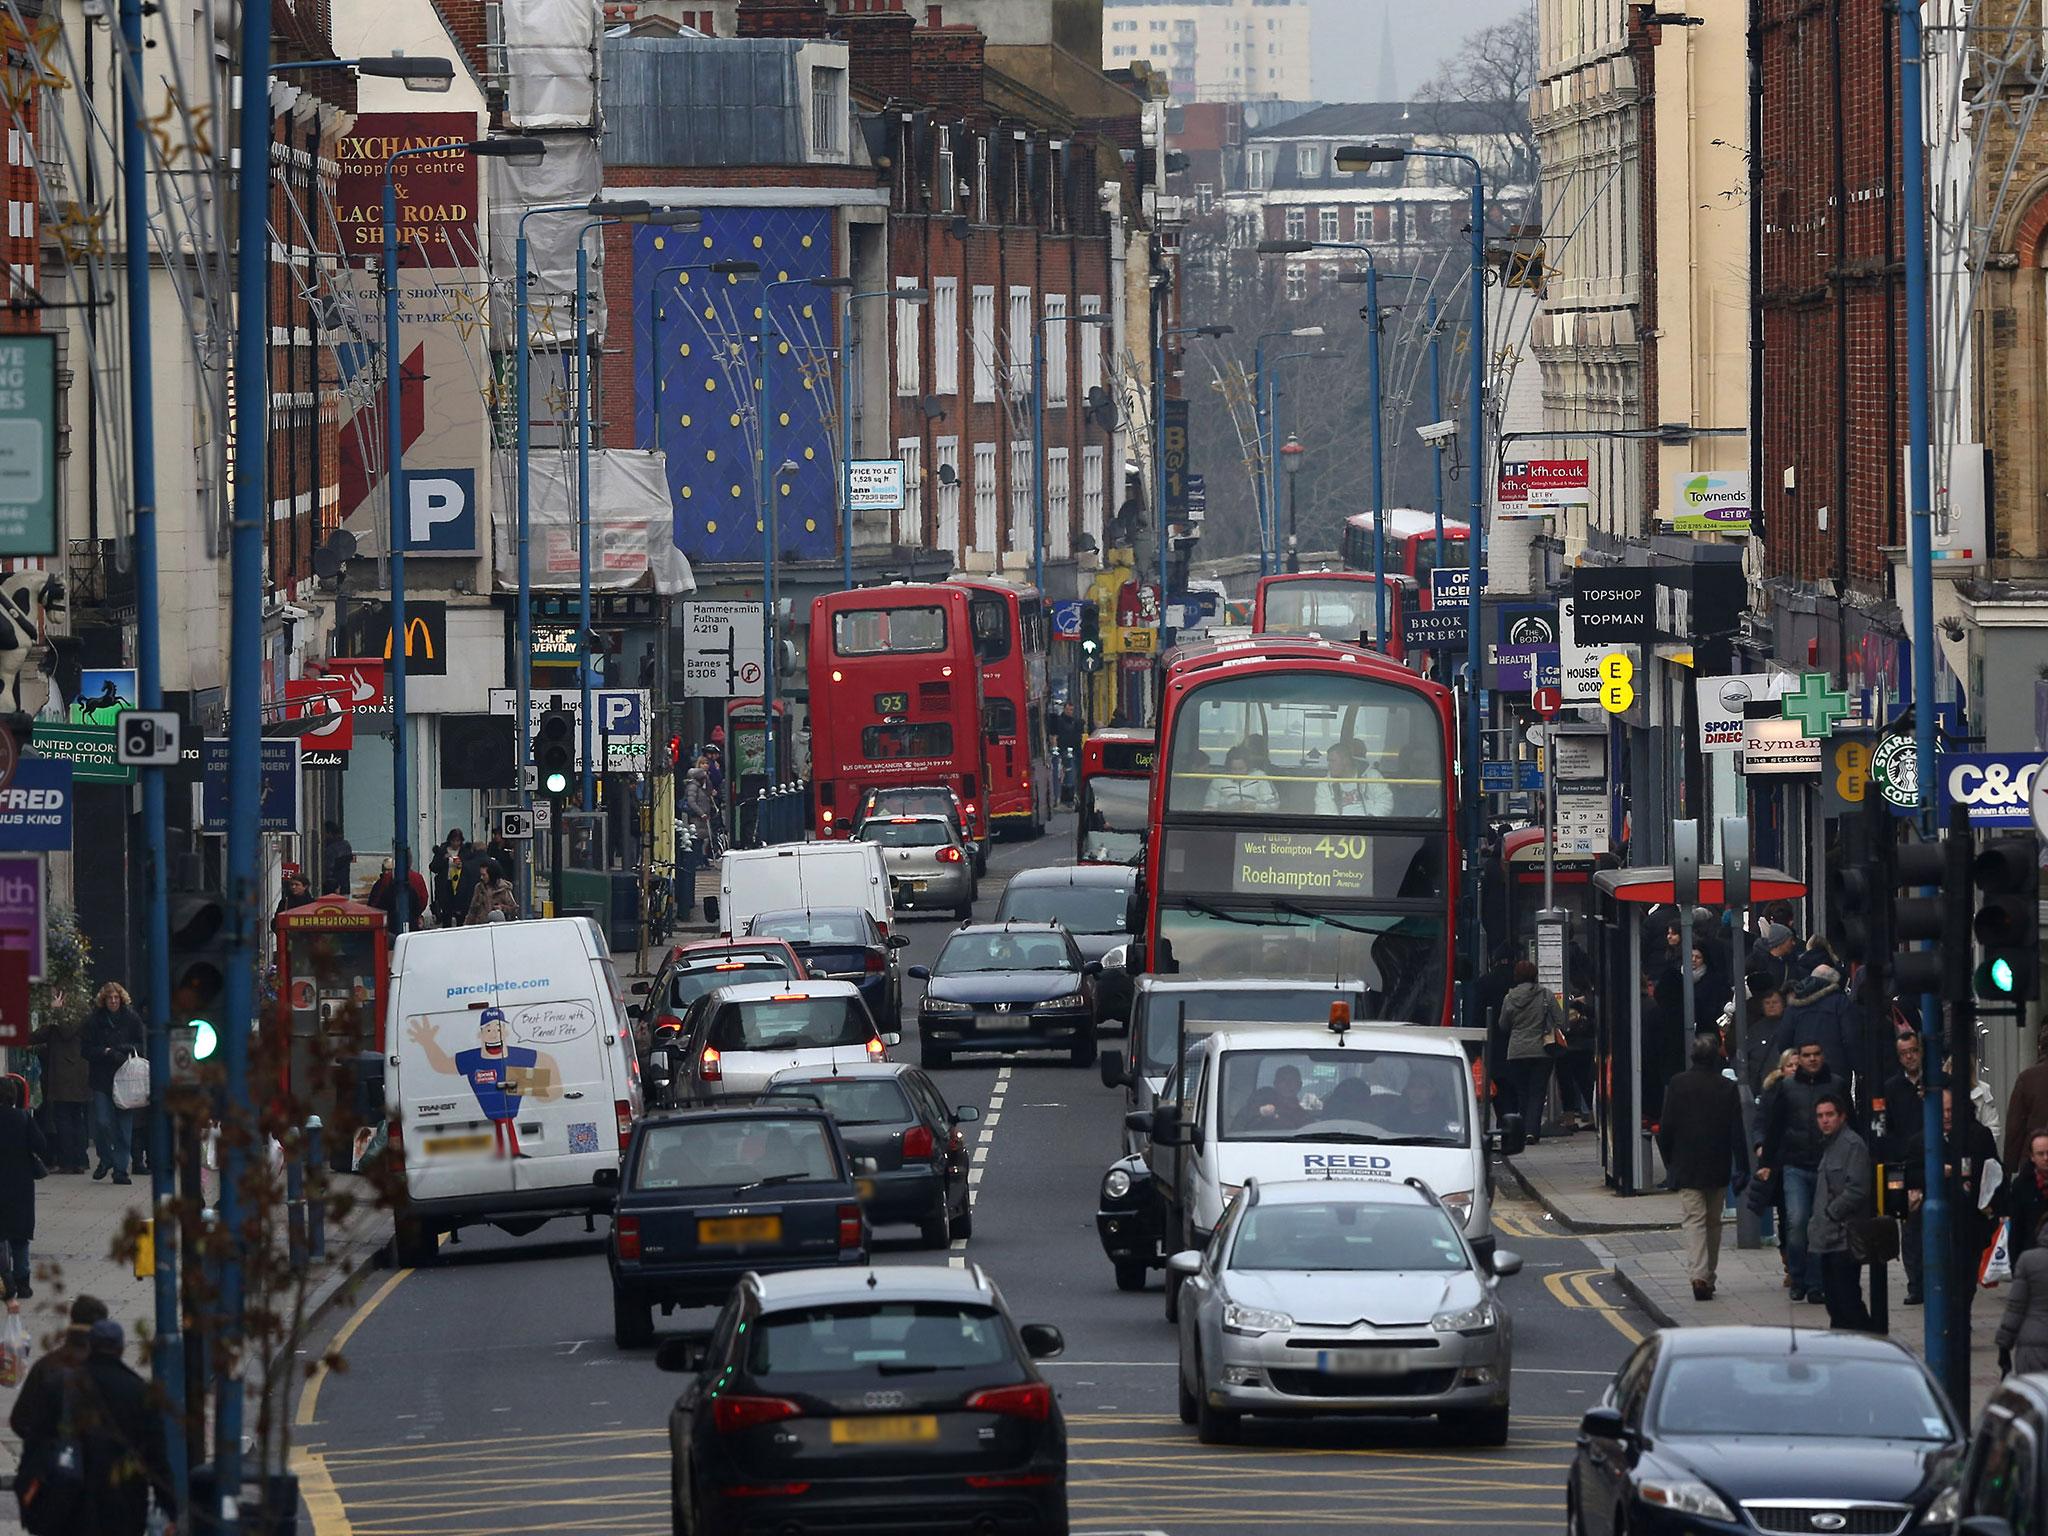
[291,815,1658,1536]
[1502,1127,2007,1406]
[0,1144,391,1531]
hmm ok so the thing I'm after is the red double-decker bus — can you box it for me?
[1340,509,1471,604]
[807,587,989,846]
[1252,570,1412,661]
[949,577,1055,838]
[1077,728,1155,865]
[1144,636,1458,1027]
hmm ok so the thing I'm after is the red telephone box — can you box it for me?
[272,897,388,1161]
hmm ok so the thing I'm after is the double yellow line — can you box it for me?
[1542,1267,1644,1345]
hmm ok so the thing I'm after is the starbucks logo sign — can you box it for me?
[1869,733,1920,810]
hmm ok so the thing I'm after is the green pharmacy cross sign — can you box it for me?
[1780,672,1850,738]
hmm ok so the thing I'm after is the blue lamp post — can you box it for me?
[1155,321,1231,620]
[1252,327,1324,576]
[811,279,927,592]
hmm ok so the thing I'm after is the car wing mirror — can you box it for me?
[655,1336,708,1374]
[882,1032,902,1048]
[953,1104,981,1123]
[907,965,932,981]
[853,1156,880,1175]
[630,979,652,996]
[886,934,911,950]
[1082,960,1102,977]
[1577,1405,1627,1443]
[1165,1249,1203,1277]
[1019,1323,1065,1359]
[1489,1247,1523,1278]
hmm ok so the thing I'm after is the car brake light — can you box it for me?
[712,1395,802,1434]
[615,1215,641,1261]
[724,1481,813,1499]
[891,816,917,824]
[937,846,963,863]
[654,1013,683,1035]
[965,1473,1057,1489]
[966,1382,1052,1422]
[864,951,887,974]
[901,1124,935,1159]
[838,1203,864,1249]
[866,1035,887,1060]
[614,1100,633,1140]
[701,1045,722,1082]
[713,961,747,971]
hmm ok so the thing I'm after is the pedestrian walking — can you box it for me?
[1752,1045,1801,1257]
[2000,1211,2048,1375]
[428,829,467,926]
[29,1006,86,1175]
[81,984,142,1185]
[1500,961,1563,1142]
[1656,1030,1748,1300]
[10,1294,104,1530]
[1882,1026,1931,1304]
[684,755,715,851]
[2005,1024,2048,1177]
[466,862,519,925]
[2009,1128,2048,1268]
[1757,1041,1845,1303]
[1687,944,1732,1039]
[0,1078,45,1300]
[272,872,314,919]
[321,819,354,896]
[367,857,432,933]
[1556,977,1596,1132]
[10,1315,174,1534]
[1809,1090,1876,1331]
[1749,922,1800,994]
[1945,1087,2002,1282]
[1743,987,1789,1093]
[1774,965,1862,1089]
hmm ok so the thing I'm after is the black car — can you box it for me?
[1949,1372,2048,1533]
[600,1104,871,1349]
[659,1264,1067,1536]
[909,922,1100,1070]
[1569,1325,1963,1536]
[992,865,1141,1027]
[747,906,906,1030]
[764,1063,980,1248]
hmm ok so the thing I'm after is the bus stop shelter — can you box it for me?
[1592,864,1808,1196]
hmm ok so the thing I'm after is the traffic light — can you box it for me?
[167,888,228,1080]
[534,706,575,797]
[1836,788,1895,984]
[1892,827,1971,1004]
[1080,601,1103,672]
[667,733,683,771]
[1973,834,2039,1003]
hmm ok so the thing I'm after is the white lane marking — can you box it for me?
[972,1145,990,1164]
[983,1111,1001,1128]
[968,1167,985,1185]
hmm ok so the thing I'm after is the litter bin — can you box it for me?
[607,872,642,952]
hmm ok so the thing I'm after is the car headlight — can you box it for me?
[1639,1480,1736,1521]
[1922,1484,1959,1526]
[1222,1302,1293,1336]
[1439,1190,1474,1226]
[1430,1299,1498,1334]
[922,997,974,1013]
[1103,1168,1133,1201]
[1038,991,1089,1009]
[1102,944,1128,971]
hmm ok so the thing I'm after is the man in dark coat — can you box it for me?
[29,1008,88,1174]
[428,828,467,926]
[321,820,353,896]
[11,1293,104,1529]
[0,1075,47,1296]
[1883,1027,1932,1304]
[1773,965,1862,1089]
[1758,1041,1847,1304]
[2006,1023,2048,1178]
[73,1318,174,1533]
[1657,1030,1747,1299]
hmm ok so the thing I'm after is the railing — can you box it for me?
[745,782,809,848]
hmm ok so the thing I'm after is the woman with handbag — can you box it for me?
[81,984,143,1186]
[0,1077,47,1300]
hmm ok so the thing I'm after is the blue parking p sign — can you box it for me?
[597,690,644,737]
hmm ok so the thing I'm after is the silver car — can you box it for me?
[856,814,976,918]
[1172,1178,1518,1446]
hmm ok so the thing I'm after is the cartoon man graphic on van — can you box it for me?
[407,1006,562,1156]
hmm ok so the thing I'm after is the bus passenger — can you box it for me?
[1204,747,1279,813]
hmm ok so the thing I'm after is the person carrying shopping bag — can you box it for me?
[81,985,143,1185]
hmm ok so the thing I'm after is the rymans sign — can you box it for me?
[1937,752,2043,827]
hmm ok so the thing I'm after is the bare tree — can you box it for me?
[1419,4,1540,186]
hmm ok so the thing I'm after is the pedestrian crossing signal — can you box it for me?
[1973,835,2038,1003]
[534,706,575,798]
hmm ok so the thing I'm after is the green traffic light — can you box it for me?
[191,1019,219,1061]
[1990,957,2017,995]
[544,770,569,794]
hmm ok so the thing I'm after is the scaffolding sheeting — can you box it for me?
[492,447,695,594]
[504,0,601,129]
[488,139,607,345]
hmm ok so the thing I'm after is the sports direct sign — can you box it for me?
[1937,752,2043,827]
[1696,673,1792,756]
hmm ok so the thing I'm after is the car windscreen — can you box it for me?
[664,958,794,1011]
[632,1117,840,1191]
[1653,1354,1954,1441]
[999,885,1132,933]
[866,790,956,821]
[1135,989,1364,1076]
[749,1302,1013,1375]
[751,912,871,947]
[709,998,875,1051]
[864,820,952,848]
[766,1078,915,1126]
[1216,1048,1470,1145]
[938,933,1075,974]
[1229,1201,1468,1272]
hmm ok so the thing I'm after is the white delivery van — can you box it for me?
[720,840,892,937]
[1137,1019,1498,1316]
[379,917,642,1267]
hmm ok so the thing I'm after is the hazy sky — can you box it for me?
[1315,0,1530,99]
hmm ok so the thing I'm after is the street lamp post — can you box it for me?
[1253,327,1323,577]
[1279,434,1306,572]
[383,137,544,938]
[1427,291,1447,567]
[1155,320,1231,626]
[813,278,927,591]
[1335,142,1488,1026]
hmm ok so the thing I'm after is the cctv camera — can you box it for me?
[1416,419,1457,446]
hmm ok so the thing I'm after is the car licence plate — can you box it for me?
[1316,1349,1408,1375]
[912,880,927,893]
[856,1177,877,1201]
[420,1133,494,1155]
[829,1415,939,1445]
[698,1216,782,1245]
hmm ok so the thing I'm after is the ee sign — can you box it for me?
[1599,652,1634,715]
[1938,752,2042,827]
